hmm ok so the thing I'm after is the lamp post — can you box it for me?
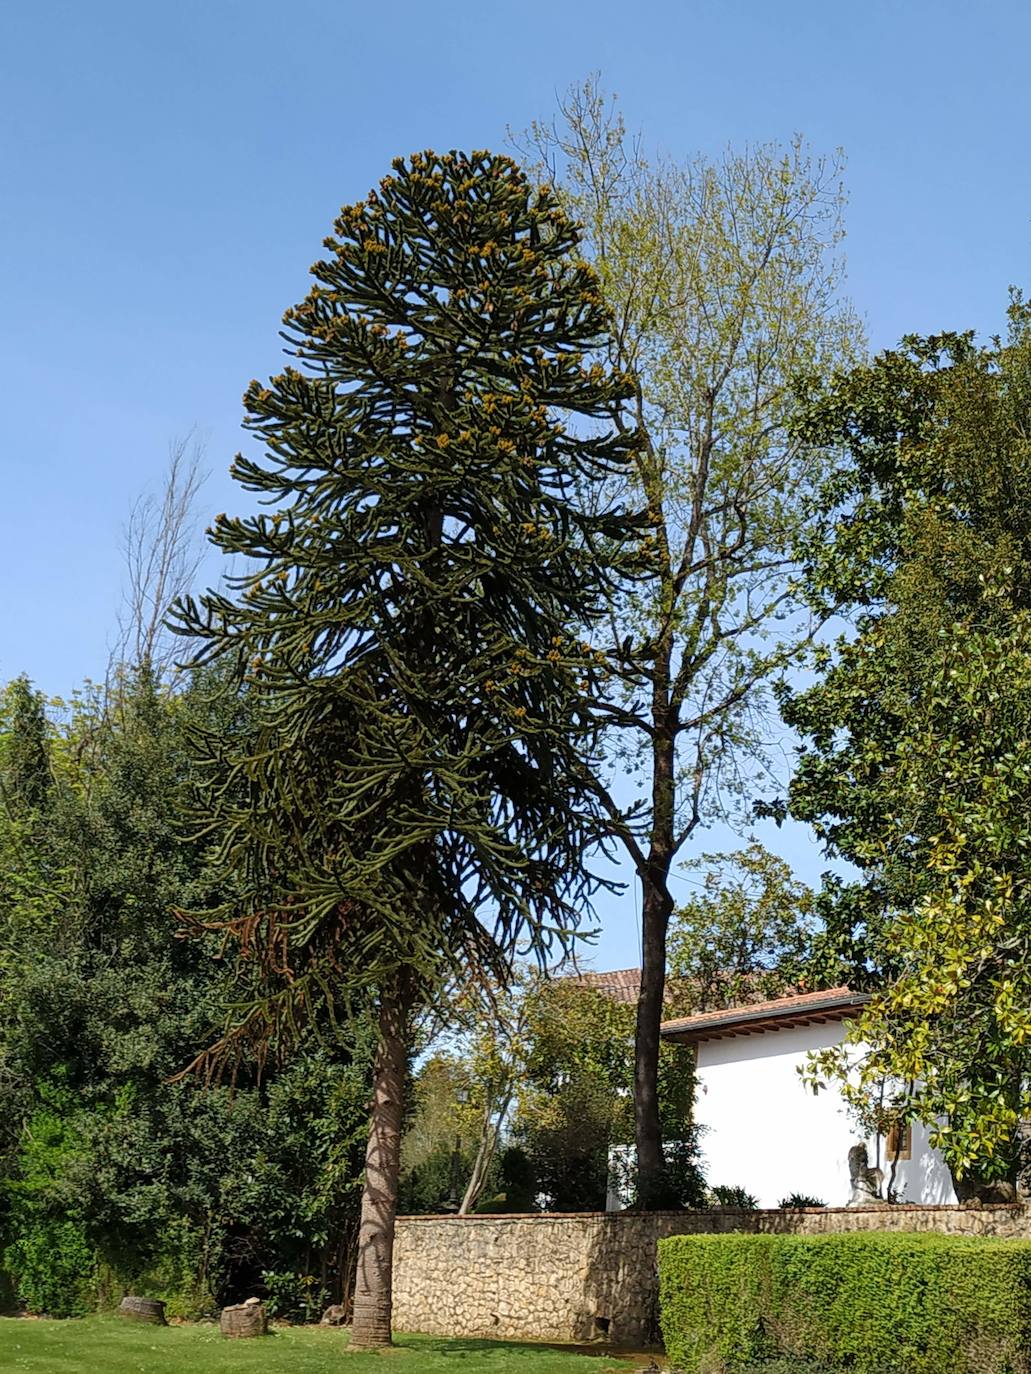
[445,1086,469,1212]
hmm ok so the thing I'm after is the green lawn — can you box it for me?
[0,1318,639,1373]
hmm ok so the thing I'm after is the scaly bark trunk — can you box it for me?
[350,989,408,1349]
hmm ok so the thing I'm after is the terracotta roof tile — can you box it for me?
[568,967,641,1005]
[660,986,869,1042]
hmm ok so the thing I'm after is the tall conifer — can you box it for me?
[174,150,639,1346]
[3,677,51,815]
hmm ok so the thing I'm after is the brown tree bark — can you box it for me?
[634,872,674,1206]
[349,989,408,1350]
[633,694,677,1208]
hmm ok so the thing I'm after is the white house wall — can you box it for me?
[882,1115,956,1205]
[693,1021,957,1208]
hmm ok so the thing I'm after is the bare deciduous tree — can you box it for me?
[116,432,208,675]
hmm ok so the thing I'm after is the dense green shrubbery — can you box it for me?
[0,673,376,1318]
[261,1269,329,1323]
[738,1362,837,1374]
[397,1143,498,1215]
[2,1218,97,1319]
[513,980,703,1212]
[659,1232,1031,1374]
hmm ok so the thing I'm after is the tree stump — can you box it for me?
[220,1298,268,1338]
[119,1295,167,1325]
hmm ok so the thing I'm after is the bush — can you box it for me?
[498,1147,535,1212]
[473,1145,535,1213]
[777,1192,825,1208]
[0,1266,16,1315]
[658,1232,1031,1374]
[108,1218,214,1320]
[707,1184,758,1209]
[3,1219,98,1318]
[398,1144,475,1214]
[262,1269,329,1323]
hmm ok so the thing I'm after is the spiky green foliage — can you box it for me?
[172,149,640,1055]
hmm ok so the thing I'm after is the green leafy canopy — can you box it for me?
[784,296,1031,1182]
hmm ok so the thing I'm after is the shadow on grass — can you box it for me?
[397,1334,652,1364]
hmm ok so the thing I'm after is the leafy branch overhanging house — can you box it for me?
[579,970,957,1209]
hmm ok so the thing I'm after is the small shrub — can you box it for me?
[3,1219,98,1318]
[707,1184,758,1209]
[659,1231,1031,1374]
[778,1192,825,1208]
[0,1265,17,1315]
[261,1269,328,1323]
[498,1147,535,1212]
[663,1138,709,1209]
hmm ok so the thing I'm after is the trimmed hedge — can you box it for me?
[658,1232,1031,1374]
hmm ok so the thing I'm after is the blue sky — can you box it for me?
[4,0,1030,966]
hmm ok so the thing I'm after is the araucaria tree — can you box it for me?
[173,150,639,1346]
[517,79,863,1203]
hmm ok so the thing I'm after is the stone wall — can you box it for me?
[392,1204,1031,1346]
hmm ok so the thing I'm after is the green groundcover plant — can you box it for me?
[658,1232,1031,1374]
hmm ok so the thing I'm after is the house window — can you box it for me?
[885,1123,912,1162]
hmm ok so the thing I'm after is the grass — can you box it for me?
[0,1317,640,1373]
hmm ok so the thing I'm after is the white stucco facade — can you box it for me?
[693,1019,956,1208]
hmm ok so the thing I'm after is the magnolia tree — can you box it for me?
[786,301,1031,1196]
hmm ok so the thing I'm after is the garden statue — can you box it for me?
[847,1143,886,1206]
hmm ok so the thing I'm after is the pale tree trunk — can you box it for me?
[458,1084,513,1215]
[350,990,408,1349]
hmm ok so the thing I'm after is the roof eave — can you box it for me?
[660,993,871,1045]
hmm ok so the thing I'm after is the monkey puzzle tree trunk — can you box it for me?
[350,991,408,1350]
